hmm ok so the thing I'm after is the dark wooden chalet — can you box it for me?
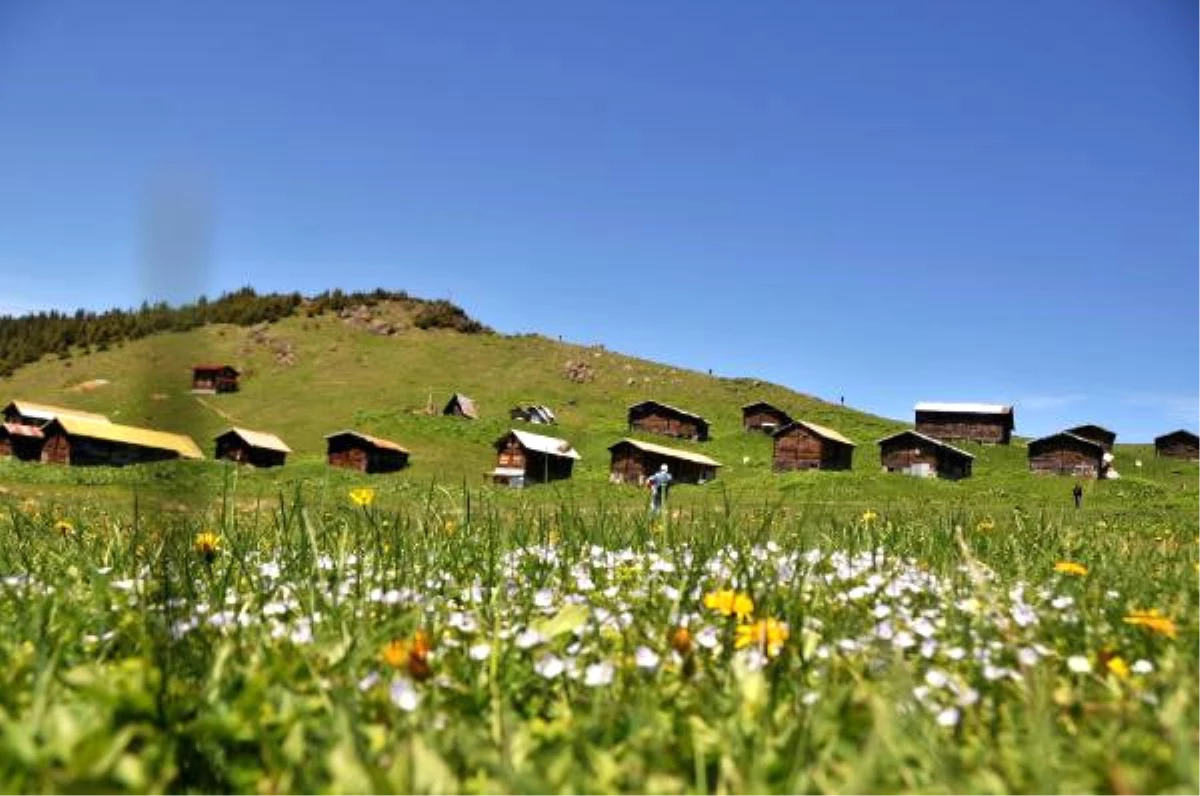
[772,419,855,472]
[627,401,710,442]
[39,417,203,466]
[191,365,240,393]
[1065,424,1116,452]
[743,401,793,434]
[1154,429,1199,460]
[491,429,580,487]
[1028,432,1107,478]
[325,430,410,473]
[0,422,45,461]
[3,400,110,427]
[878,430,974,480]
[214,427,291,468]
[914,402,1014,444]
[443,393,479,419]
[608,438,721,486]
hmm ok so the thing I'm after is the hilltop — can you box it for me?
[1,291,1196,517]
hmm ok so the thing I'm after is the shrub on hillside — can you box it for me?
[413,300,489,333]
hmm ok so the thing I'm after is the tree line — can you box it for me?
[0,287,488,378]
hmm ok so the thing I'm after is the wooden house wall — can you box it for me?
[496,439,527,470]
[522,450,574,483]
[41,434,177,467]
[880,439,972,480]
[608,445,715,485]
[1156,435,1199,460]
[41,434,71,465]
[628,408,708,442]
[772,427,852,471]
[327,437,408,473]
[744,407,790,433]
[915,412,1011,444]
[193,370,238,393]
[1028,442,1102,478]
[216,438,286,468]
[2,435,44,461]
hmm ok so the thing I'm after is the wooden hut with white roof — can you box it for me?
[491,429,580,486]
[914,402,1014,445]
[214,427,291,468]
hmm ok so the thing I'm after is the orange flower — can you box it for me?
[381,631,434,681]
[1054,561,1088,577]
[1123,609,1177,639]
[670,627,693,656]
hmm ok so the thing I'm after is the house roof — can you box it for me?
[446,393,478,419]
[1028,432,1105,456]
[1155,429,1199,443]
[49,416,204,459]
[4,400,111,425]
[501,429,581,460]
[216,427,292,453]
[1,422,44,438]
[608,437,722,467]
[914,402,1013,416]
[742,400,790,414]
[324,430,410,453]
[1065,424,1116,443]
[192,364,239,373]
[628,400,709,424]
[877,429,975,460]
[774,419,855,446]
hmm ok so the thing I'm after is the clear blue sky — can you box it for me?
[1,1,1195,442]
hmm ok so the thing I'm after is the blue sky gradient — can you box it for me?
[0,1,1195,440]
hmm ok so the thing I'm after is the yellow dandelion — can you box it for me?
[1106,656,1130,680]
[1054,561,1088,577]
[1123,609,1177,639]
[53,519,75,537]
[861,510,879,525]
[735,618,790,658]
[976,517,995,532]
[193,531,221,562]
[380,639,408,668]
[703,589,755,620]
[349,487,376,507]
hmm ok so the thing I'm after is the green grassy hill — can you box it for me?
[1,299,1196,520]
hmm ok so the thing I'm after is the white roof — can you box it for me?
[877,429,975,459]
[219,427,292,453]
[609,437,722,467]
[914,402,1012,415]
[507,429,581,460]
[6,400,111,424]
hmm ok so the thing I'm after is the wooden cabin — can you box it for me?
[627,401,710,442]
[443,393,478,419]
[510,404,556,424]
[1154,429,1199,460]
[325,430,410,474]
[191,365,240,393]
[772,420,855,472]
[608,438,721,485]
[214,427,291,468]
[1028,432,1107,478]
[0,422,45,461]
[491,429,580,487]
[878,430,974,480]
[743,401,793,434]
[914,402,1014,444]
[3,400,110,427]
[39,417,203,466]
[1065,424,1116,452]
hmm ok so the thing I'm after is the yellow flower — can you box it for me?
[444,519,456,535]
[349,487,376,507]
[193,531,221,561]
[976,517,995,532]
[861,510,879,525]
[735,618,789,657]
[703,590,754,620]
[54,519,75,537]
[381,631,433,681]
[1054,561,1088,577]
[1123,609,1177,639]
[380,639,408,668]
[1106,656,1130,680]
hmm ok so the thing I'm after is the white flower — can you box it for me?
[534,589,554,609]
[911,617,937,639]
[872,603,892,619]
[583,661,615,687]
[957,687,980,706]
[534,654,565,679]
[468,643,491,661]
[925,669,949,689]
[358,672,380,692]
[983,664,1008,681]
[1017,647,1039,667]
[260,562,281,579]
[945,646,965,661]
[262,601,287,617]
[935,707,960,727]
[893,631,916,649]
[695,627,720,650]
[1131,659,1153,675]
[390,677,421,711]
[290,624,313,645]
[741,648,768,672]
[801,691,820,706]
[634,646,660,670]
[1066,655,1091,674]
[515,628,544,649]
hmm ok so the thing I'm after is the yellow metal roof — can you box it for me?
[218,427,292,453]
[52,416,204,459]
[781,419,855,446]
[6,400,111,424]
[608,437,721,467]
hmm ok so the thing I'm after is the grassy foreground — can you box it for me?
[0,474,1196,794]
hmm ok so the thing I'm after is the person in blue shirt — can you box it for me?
[647,464,673,514]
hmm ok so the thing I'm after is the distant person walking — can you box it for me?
[1072,483,1083,509]
[647,464,673,515]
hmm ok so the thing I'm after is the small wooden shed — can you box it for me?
[510,404,556,424]
[1064,424,1116,452]
[1154,429,1199,460]
[1028,432,1107,478]
[491,429,580,486]
[878,430,974,480]
[627,401,710,442]
[0,422,45,461]
[325,430,410,473]
[608,438,721,485]
[772,420,855,472]
[914,402,1014,445]
[214,427,291,468]
[443,393,478,419]
[192,365,240,393]
[743,401,793,434]
[40,417,203,466]
[2,400,110,427]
